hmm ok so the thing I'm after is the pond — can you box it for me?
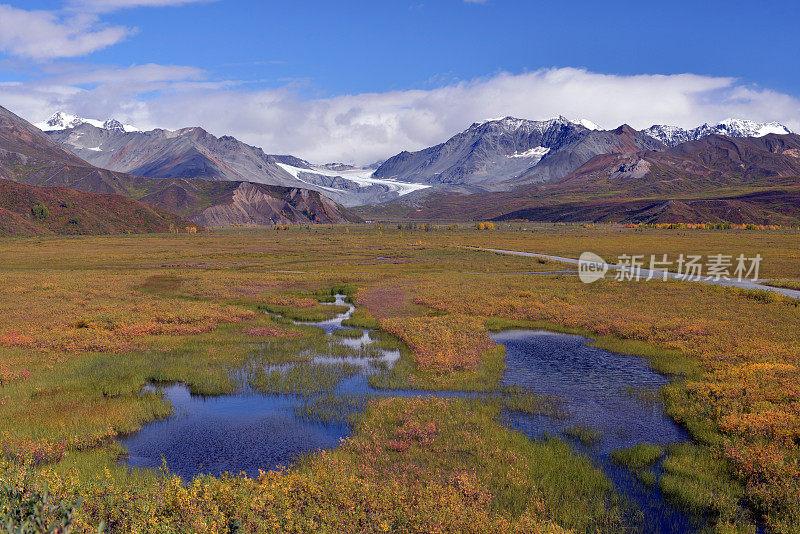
[120,296,699,532]
[121,295,394,478]
[493,329,693,533]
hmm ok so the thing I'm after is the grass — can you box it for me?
[620,385,661,407]
[563,425,603,445]
[0,225,798,531]
[248,362,360,396]
[659,443,753,529]
[497,385,568,418]
[763,279,800,291]
[610,444,665,469]
[295,394,370,424]
[341,307,381,329]
[333,397,624,532]
[257,301,349,322]
[331,328,365,338]
[368,343,506,392]
[636,470,656,487]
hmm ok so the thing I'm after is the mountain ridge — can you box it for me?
[642,118,792,147]
[372,116,664,192]
[45,121,416,206]
[358,132,800,225]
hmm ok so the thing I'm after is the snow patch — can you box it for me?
[276,163,430,197]
[576,118,600,130]
[507,146,550,160]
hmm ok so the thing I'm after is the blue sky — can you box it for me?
[1,0,799,163]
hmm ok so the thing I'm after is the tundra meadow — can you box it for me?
[0,224,799,533]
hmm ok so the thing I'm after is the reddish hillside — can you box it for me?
[0,178,195,236]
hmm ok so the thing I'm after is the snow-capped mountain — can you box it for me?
[35,112,139,133]
[45,119,423,206]
[373,116,661,191]
[642,119,792,147]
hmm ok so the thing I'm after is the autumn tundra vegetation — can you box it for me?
[0,223,799,533]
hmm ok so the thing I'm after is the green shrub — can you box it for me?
[0,482,91,534]
[30,203,49,220]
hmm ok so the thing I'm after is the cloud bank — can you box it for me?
[3,66,800,164]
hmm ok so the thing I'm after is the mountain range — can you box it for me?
[372,117,665,192]
[0,106,360,230]
[642,119,792,147]
[362,128,800,225]
[371,117,795,195]
[42,113,422,207]
[38,111,795,207]
[12,107,800,226]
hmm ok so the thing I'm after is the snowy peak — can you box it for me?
[36,111,85,131]
[472,115,598,133]
[712,118,791,137]
[642,119,792,147]
[102,119,127,132]
[35,111,139,133]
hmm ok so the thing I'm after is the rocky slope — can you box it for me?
[551,133,800,197]
[47,123,301,186]
[139,179,362,226]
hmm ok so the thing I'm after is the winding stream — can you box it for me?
[121,296,700,532]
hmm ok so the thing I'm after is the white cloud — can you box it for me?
[52,63,206,86]
[3,67,800,165]
[67,0,215,13]
[0,4,133,59]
